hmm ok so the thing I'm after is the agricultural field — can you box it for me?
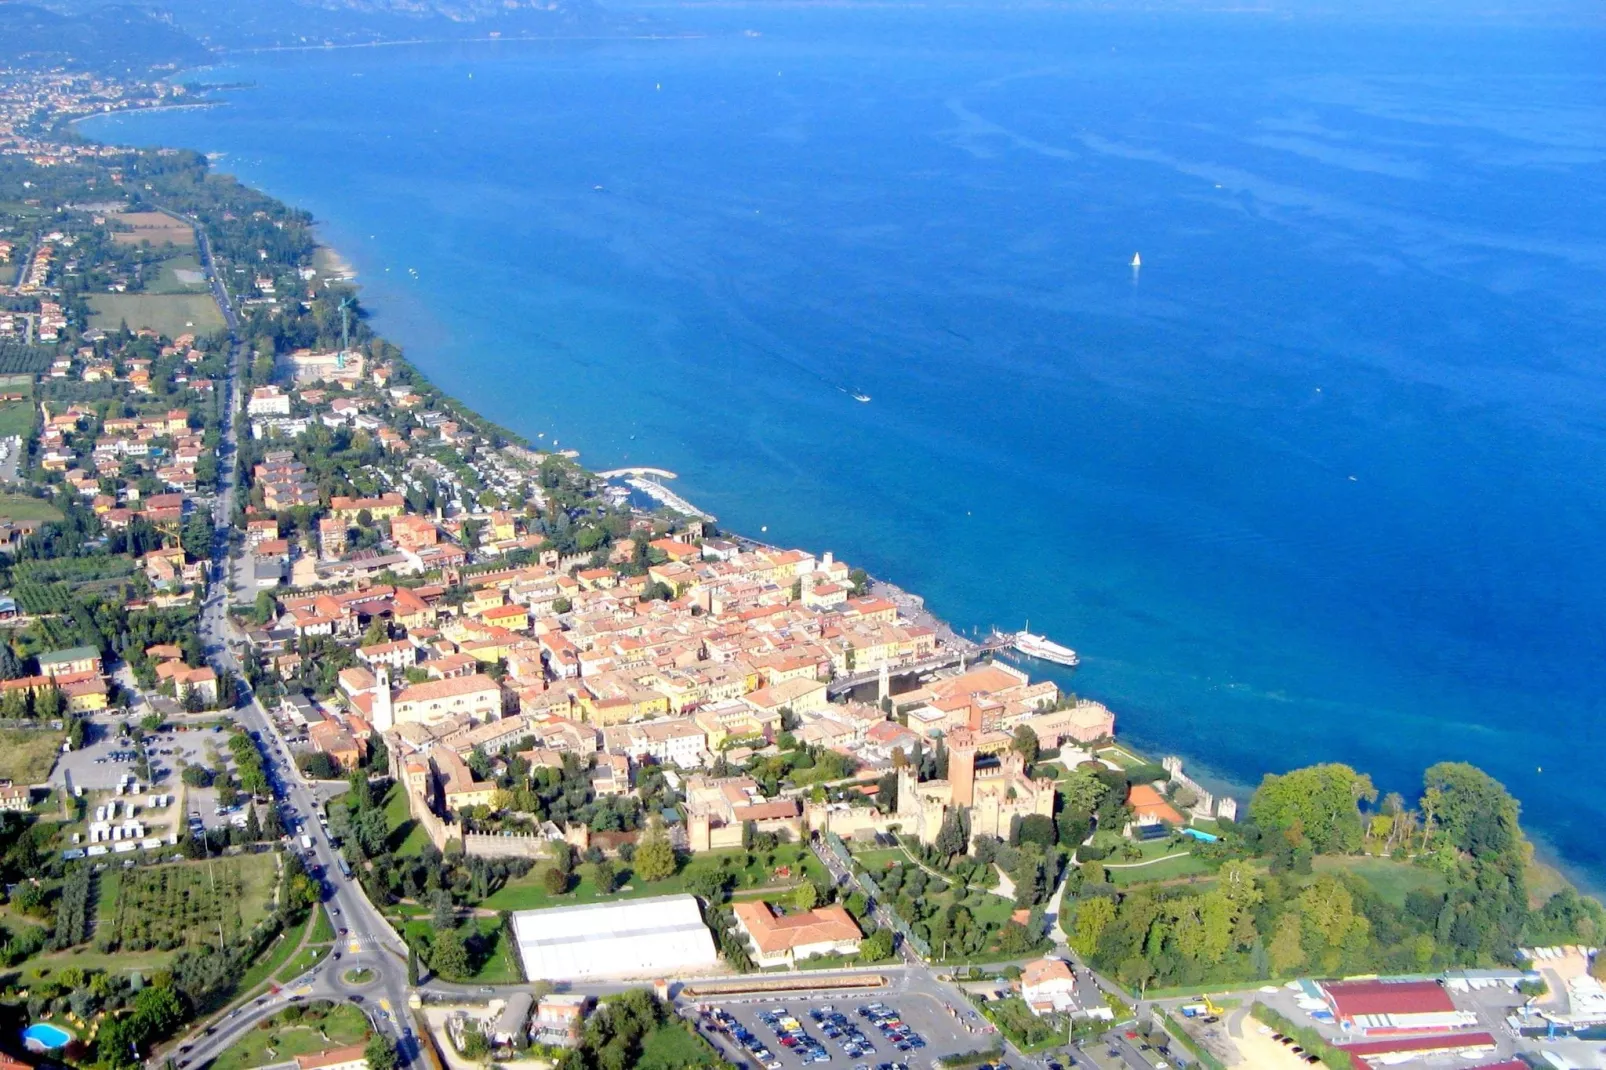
[0,340,54,375]
[0,493,61,524]
[0,401,35,439]
[108,212,194,248]
[11,553,140,615]
[101,854,279,952]
[0,726,63,784]
[88,293,222,337]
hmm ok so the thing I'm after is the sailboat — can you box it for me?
[1130,252,1142,269]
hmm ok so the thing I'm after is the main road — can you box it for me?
[162,216,421,1070]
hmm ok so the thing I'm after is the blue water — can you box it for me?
[83,7,1606,885]
[23,1023,72,1049]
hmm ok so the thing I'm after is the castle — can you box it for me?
[895,726,1056,846]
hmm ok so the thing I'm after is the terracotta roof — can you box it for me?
[732,901,861,954]
[1021,957,1073,989]
[395,673,500,705]
[294,1044,369,1070]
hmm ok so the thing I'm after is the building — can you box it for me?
[1320,980,1478,1036]
[532,994,589,1048]
[1338,1033,1501,1068]
[731,901,862,969]
[389,673,503,728]
[508,894,718,980]
[895,727,1056,847]
[0,782,32,810]
[601,718,707,770]
[1021,957,1078,1015]
[1126,784,1184,828]
[247,386,291,416]
[293,1044,369,1070]
[37,646,101,678]
[492,991,533,1046]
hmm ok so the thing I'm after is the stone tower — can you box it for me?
[947,727,977,808]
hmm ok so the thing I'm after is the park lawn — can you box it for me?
[1108,853,1212,887]
[0,727,63,784]
[848,847,906,875]
[406,917,521,984]
[637,1022,723,1070]
[89,293,223,337]
[18,945,174,983]
[479,844,823,912]
[208,1003,371,1070]
[1095,744,1150,770]
[1312,855,1447,909]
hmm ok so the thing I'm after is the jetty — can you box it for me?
[826,634,1015,698]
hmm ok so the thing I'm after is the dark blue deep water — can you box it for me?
[85,6,1606,883]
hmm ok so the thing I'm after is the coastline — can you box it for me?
[70,62,1599,906]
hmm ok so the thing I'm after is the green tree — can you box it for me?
[1269,911,1306,975]
[1249,763,1377,854]
[633,819,676,882]
[860,928,894,960]
[364,1035,398,1070]
[793,882,819,912]
[1071,896,1115,957]
[1011,725,1040,767]
[430,928,470,980]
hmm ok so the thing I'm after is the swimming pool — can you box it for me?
[22,1023,72,1050]
[1180,828,1219,843]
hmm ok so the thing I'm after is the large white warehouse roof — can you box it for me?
[509,893,719,980]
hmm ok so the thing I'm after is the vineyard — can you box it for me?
[11,556,141,616]
[104,855,278,952]
[0,341,54,375]
[11,556,137,585]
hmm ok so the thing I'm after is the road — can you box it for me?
[161,214,421,1070]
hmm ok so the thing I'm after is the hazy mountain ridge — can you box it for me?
[0,2,212,72]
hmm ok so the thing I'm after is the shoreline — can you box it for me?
[78,65,1597,904]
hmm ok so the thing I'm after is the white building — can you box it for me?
[247,386,291,417]
[508,894,718,981]
[602,718,707,770]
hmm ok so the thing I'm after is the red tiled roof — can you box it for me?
[1325,980,1456,1017]
[1340,1030,1496,1057]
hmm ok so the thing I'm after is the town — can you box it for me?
[0,61,1599,1070]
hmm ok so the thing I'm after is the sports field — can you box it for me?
[89,293,223,337]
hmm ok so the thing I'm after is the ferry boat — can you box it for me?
[1013,630,1080,667]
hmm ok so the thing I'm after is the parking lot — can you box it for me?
[701,992,984,1070]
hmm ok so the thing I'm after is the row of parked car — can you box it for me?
[855,1004,927,1053]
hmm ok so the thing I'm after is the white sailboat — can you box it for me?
[1130,252,1142,269]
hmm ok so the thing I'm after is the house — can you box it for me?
[247,386,291,416]
[309,720,362,771]
[1021,957,1078,1015]
[0,782,32,810]
[731,901,862,968]
[390,673,503,728]
[37,646,101,678]
[532,994,589,1048]
[492,991,533,1046]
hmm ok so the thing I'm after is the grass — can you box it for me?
[17,945,174,981]
[0,403,33,439]
[379,782,430,856]
[478,843,825,912]
[276,943,331,982]
[207,1003,370,1070]
[108,212,194,249]
[637,1022,724,1070]
[236,925,301,994]
[0,492,61,522]
[148,253,209,294]
[1108,853,1212,886]
[0,727,63,784]
[848,847,906,874]
[309,904,335,943]
[1312,855,1447,908]
[406,917,521,984]
[103,854,278,951]
[89,293,223,337]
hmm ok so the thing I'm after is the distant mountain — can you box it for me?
[0,2,212,73]
[153,0,629,51]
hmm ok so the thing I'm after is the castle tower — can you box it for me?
[947,727,977,809]
[896,764,921,819]
[877,662,890,705]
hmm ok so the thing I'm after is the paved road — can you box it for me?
[159,215,421,1070]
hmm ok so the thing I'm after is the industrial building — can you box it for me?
[508,894,718,980]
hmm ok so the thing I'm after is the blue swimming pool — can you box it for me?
[22,1023,72,1050]
[1181,828,1219,843]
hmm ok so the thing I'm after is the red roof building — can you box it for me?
[1321,979,1477,1035]
[1338,1030,1500,1069]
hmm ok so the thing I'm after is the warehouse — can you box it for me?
[509,894,718,980]
[1320,979,1479,1036]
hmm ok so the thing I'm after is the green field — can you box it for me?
[207,1002,371,1070]
[102,854,279,951]
[638,1022,723,1070]
[148,253,210,294]
[1107,852,1212,886]
[0,493,59,524]
[89,293,223,337]
[0,727,63,784]
[478,843,825,912]
[405,916,521,984]
[1312,855,1448,908]
[277,942,331,982]
[379,782,431,856]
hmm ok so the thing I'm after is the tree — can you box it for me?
[934,808,967,861]
[860,928,894,961]
[793,882,819,912]
[1071,896,1115,957]
[365,1035,398,1070]
[252,590,277,625]
[430,929,470,980]
[543,865,570,895]
[1011,725,1040,767]
[1269,911,1306,975]
[408,944,420,986]
[593,859,619,895]
[1249,763,1377,854]
[430,890,455,931]
[634,819,676,882]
